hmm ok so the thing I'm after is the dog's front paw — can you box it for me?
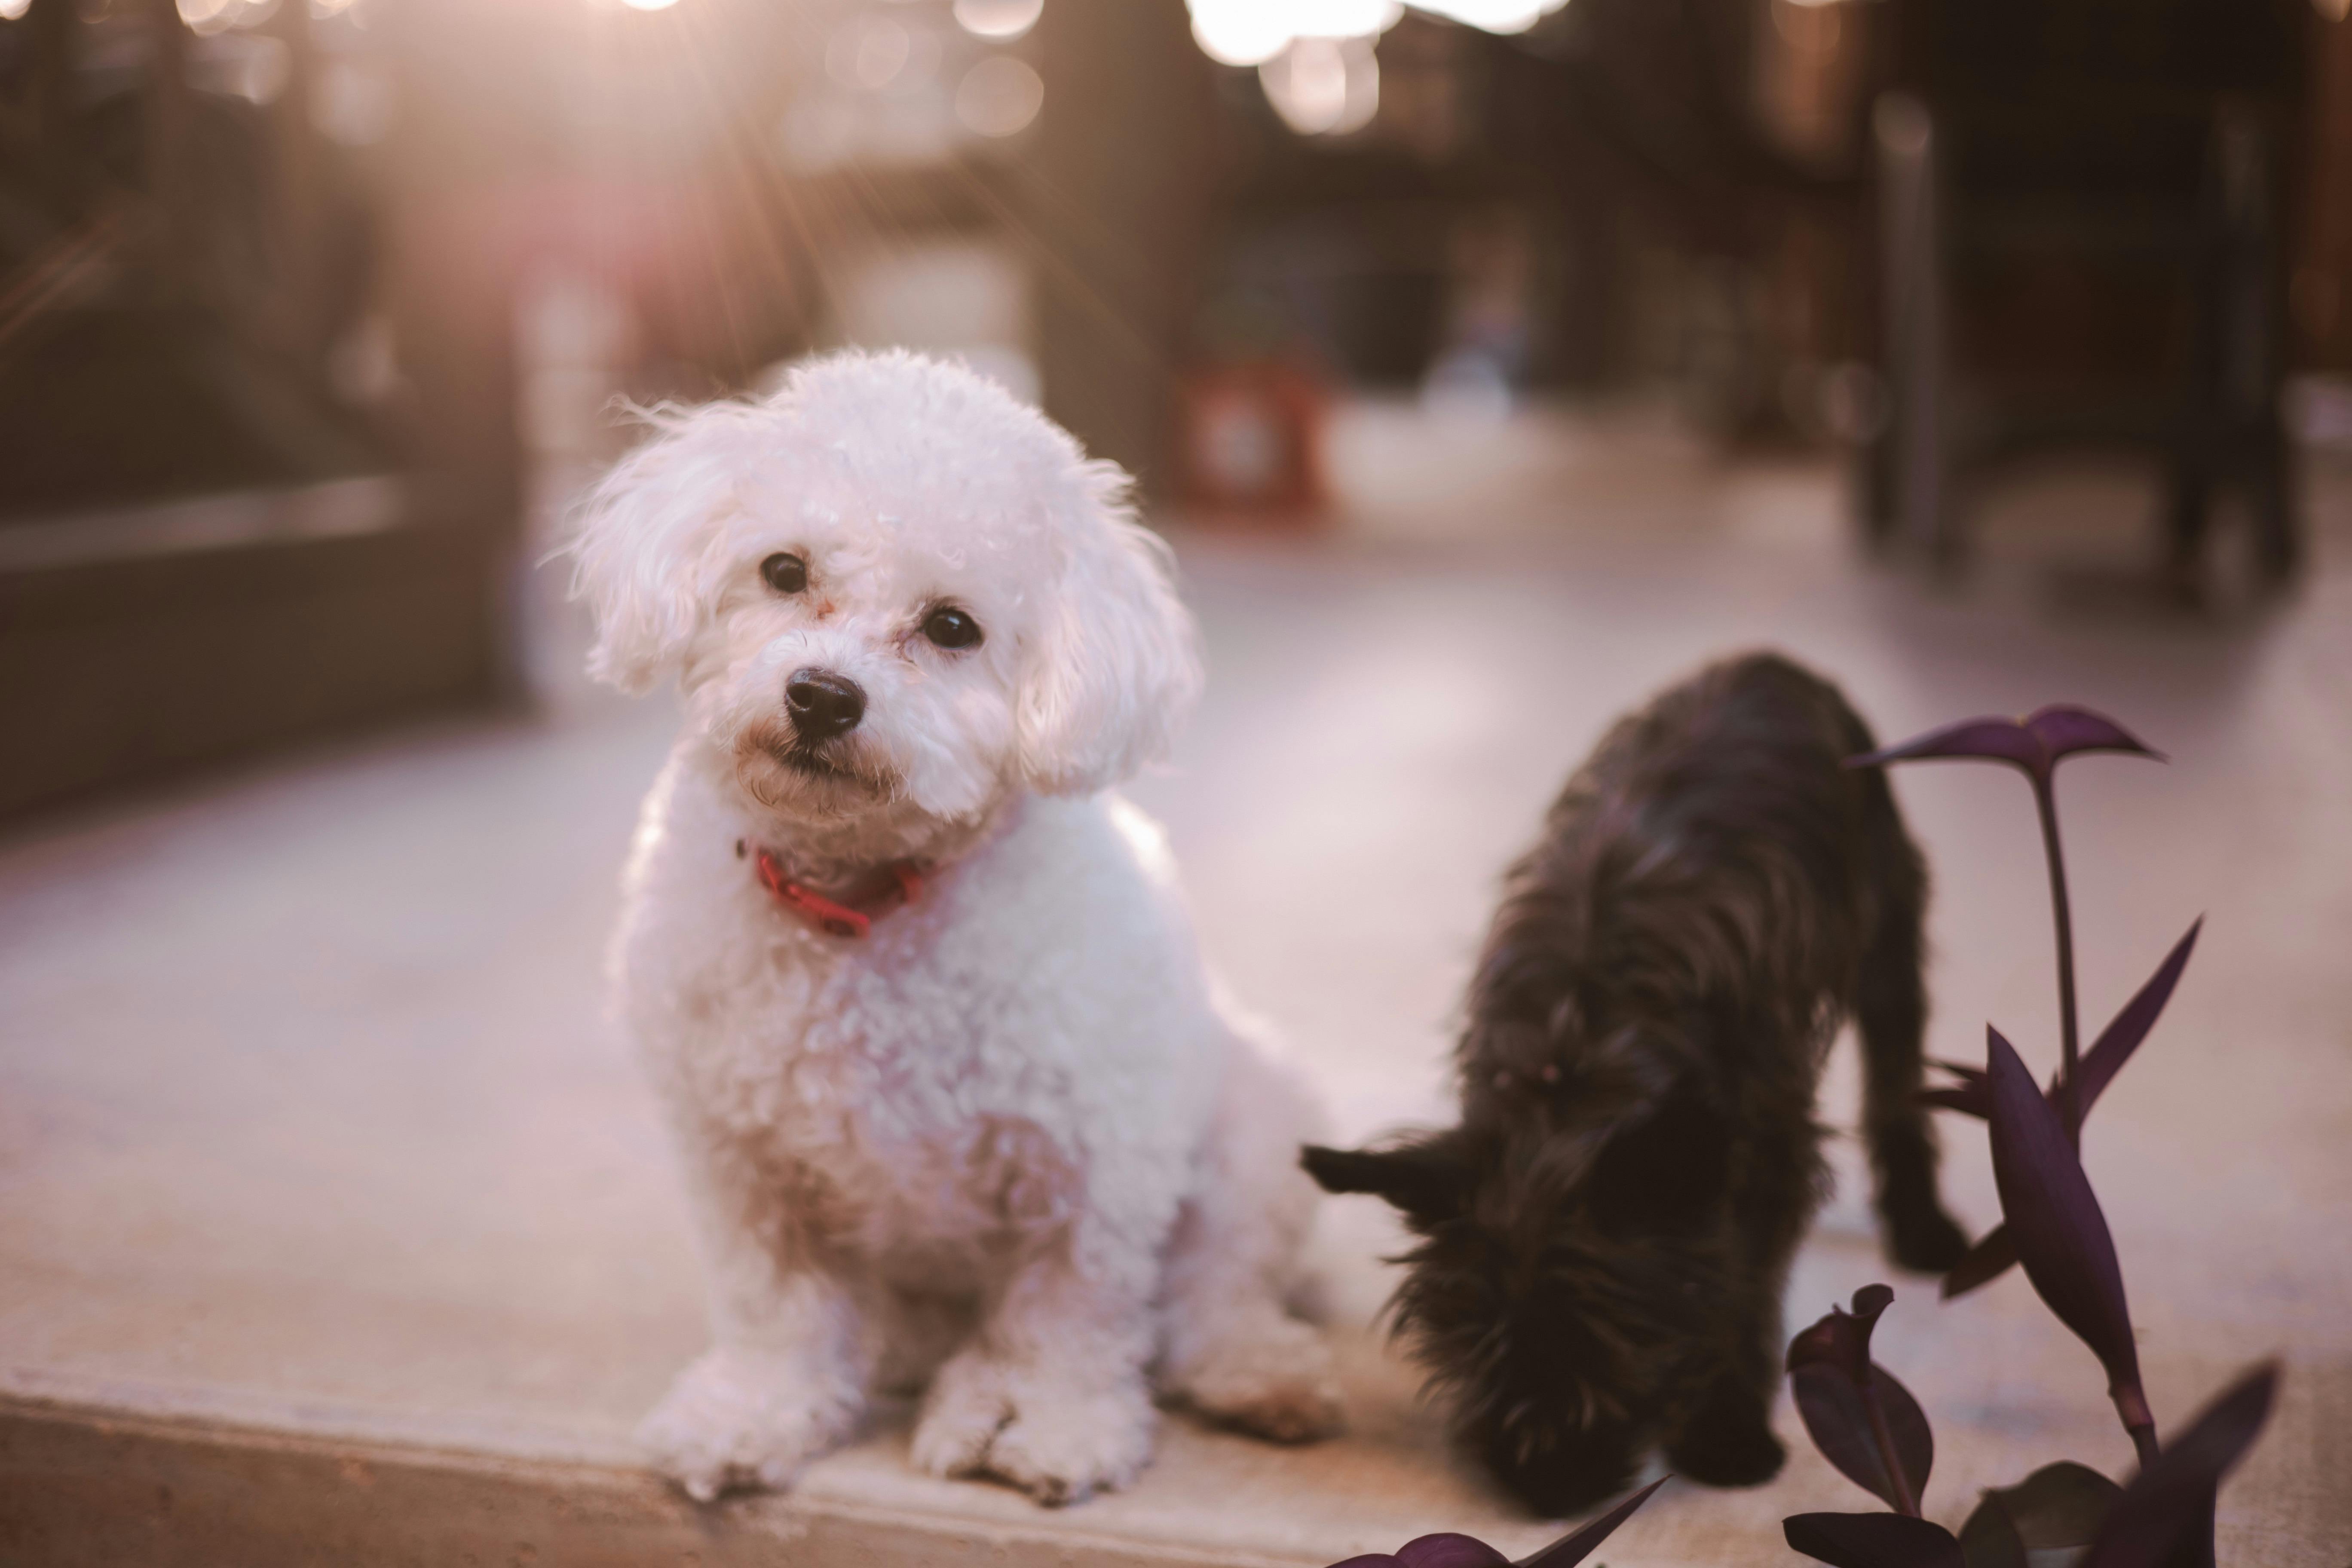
[1666,1418,1786,1489]
[912,1350,1155,1506]
[1663,1373,1786,1490]
[637,1347,861,1502]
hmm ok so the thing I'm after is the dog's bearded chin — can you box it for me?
[735,729,898,820]
[777,744,851,782]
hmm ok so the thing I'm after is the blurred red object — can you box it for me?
[1175,360,1329,518]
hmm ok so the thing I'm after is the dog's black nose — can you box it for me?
[786,668,865,740]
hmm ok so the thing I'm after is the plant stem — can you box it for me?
[2034,769,2154,1464]
[1861,1378,1920,1517]
[2032,775,2082,1145]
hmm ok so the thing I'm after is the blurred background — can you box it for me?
[3,0,2349,803]
[4,0,2352,1560]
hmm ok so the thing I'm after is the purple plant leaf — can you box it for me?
[1328,1557,1403,1568]
[2021,707,2164,765]
[1939,1224,2020,1301]
[1512,1476,1669,1568]
[1930,923,2197,1130]
[1930,925,2201,1298]
[2081,1365,2278,1568]
[1785,1513,1965,1568]
[1848,707,2159,786]
[1983,1028,2147,1430]
[2076,919,2200,1113]
[1960,1461,2124,1566]
[1791,1363,1936,1512]
[1788,1284,1896,1384]
[1393,1535,1512,1568]
[1787,1288,1929,1511]
[1956,1503,2027,1568]
[1849,719,2051,775]
[1925,925,2200,1144]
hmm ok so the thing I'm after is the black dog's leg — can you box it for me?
[1665,1125,1807,1491]
[1660,1283,1786,1488]
[1856,788,1970,1273]
[1663,1365,1785,1488]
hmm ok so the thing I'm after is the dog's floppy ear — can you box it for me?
[565,401,761,693]
[1302,1134,1473,1225]
[1016,459,1204,795]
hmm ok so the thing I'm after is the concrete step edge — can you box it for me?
[0,1378,1321,1568]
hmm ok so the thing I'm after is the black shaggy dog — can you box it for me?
[1304,652,1970,1515]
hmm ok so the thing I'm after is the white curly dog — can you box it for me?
[569,350,1341,1506]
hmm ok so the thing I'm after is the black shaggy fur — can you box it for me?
[1303,652,1969,1516]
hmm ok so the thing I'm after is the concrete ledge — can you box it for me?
[0,1392,1309,1568]
[0,1332,1558,1568]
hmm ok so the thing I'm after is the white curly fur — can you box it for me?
[568,351,1341,1506]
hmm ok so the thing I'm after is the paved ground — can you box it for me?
[3,405,2348,1564]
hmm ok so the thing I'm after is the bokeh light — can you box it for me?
[952,0,1043,41]
[828,16,914,92]
[1189,0,1579,133]
[1189,5,1295,68]
[1412,0,1568,31]
[1188,0,1572,69]
[954,56,1044,138]
[1259,36,1379,136]
[1189,0,1400,67]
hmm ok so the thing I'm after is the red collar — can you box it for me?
[753,846,924,939]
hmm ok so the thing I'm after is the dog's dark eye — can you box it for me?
[922,606,982,650]
[760,553,808,595]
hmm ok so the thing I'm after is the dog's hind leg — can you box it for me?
[1155,1034,1343,1443]
[1854,781,1971,1273]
